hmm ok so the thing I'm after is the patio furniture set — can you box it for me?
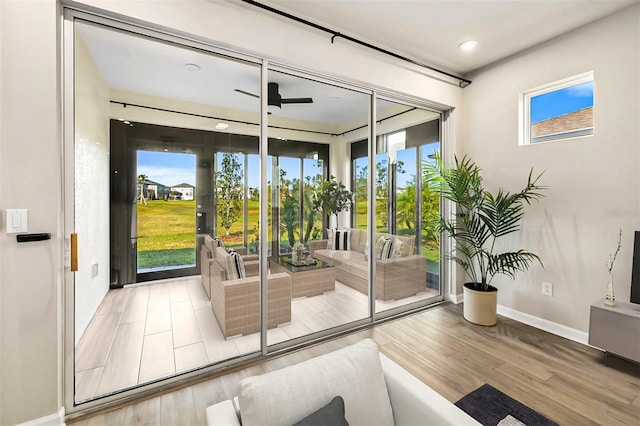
[200,231,427,339]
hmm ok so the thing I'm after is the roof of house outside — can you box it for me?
[531,106,593,138]
[172,183,195,188]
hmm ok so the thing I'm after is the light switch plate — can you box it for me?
[6,209,28,234]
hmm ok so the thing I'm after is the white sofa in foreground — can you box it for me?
[206,338,479,426]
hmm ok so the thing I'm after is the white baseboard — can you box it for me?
[497,305,589,345]
[18,407,65,426]
[448,292,464,304]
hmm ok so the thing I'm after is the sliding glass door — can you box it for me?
[66,10,446,409]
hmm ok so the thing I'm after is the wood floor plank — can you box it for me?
[95,288,129,317]
[72,285,640,426]
[171,301,203,348]
[146,284,171,336]
[186,278,210,311]
[169,280,190,304]
[120,286,150,324]
[193,307,240,363]
[75,312,121,372]
[95,321,145,396]
[159,386,198,426]
[74,367,102,402]
[139,331,175,384]
[175,342,208,373]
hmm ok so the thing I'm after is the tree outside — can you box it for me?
[216,153,244,237]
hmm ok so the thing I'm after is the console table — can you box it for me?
[588,299,640,364]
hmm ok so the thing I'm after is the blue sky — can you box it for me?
[137,151,196,187]
[531,81,593,124]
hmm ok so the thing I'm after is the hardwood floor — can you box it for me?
[71,303,640,425]
[75,276,437,400]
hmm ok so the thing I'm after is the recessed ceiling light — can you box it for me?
[459,40,477,52]
[185,63,201,72]
[215,122,229,130]
[330,96,341,102]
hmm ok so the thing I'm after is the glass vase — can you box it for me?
[605,272,615,307]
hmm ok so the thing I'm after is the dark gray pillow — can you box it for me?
[292,396,349,426]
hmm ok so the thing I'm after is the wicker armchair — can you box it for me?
[201,235,259,299]
[209,249,291,338]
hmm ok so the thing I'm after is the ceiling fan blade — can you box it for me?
[281,97,314,104]
[234,88,259,98]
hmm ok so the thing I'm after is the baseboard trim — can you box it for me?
[497,305,589,345]
[17,407,65,426]
[449,292,463,304]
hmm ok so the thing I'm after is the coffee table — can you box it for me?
[269,256,336,298]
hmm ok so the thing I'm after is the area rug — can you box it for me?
[455,383,559,426]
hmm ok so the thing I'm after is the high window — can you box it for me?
[520,72,594,145]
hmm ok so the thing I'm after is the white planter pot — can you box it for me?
[463,283,498,326]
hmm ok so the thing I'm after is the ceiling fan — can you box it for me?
[235,82,313,111]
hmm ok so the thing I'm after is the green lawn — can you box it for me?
[137,198,441,273]
[137,200,197,269]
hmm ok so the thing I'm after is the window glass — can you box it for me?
[523,73,594,144]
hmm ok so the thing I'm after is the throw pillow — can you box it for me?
[334,229,351,251]
[375,235,391,260]
[392,238,406,258]
[381,238,394,260]
[326,228,336,249]
[227,249,246,279]
[374,235,386,259]
[213,236,226,249]
[237,338,394,426]
[293,396,349,426]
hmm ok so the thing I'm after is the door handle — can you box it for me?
[70,233,78,272]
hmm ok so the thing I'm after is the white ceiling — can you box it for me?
[263,0,637,75]
[77,0,637,131]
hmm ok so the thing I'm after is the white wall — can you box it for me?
[0,1,61,425]
[461,5,640,332]
[74,33,110,344]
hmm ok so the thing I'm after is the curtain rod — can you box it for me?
[111,101,420,138]
[240,0,472,88]
[110,100,337,136]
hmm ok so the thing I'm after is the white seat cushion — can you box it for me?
[237,338,394,426]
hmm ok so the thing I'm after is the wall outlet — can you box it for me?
[542,281,553,296]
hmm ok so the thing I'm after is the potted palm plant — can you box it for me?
[424,155,546,326]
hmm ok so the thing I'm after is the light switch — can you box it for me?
[6,209,28,234]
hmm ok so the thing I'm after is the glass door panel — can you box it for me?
[266,69,370,347]
[374,98,440,314]
[421,143,442,294]
[73,19,261,403]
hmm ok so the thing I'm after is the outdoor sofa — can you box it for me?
[310,228,427,301]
